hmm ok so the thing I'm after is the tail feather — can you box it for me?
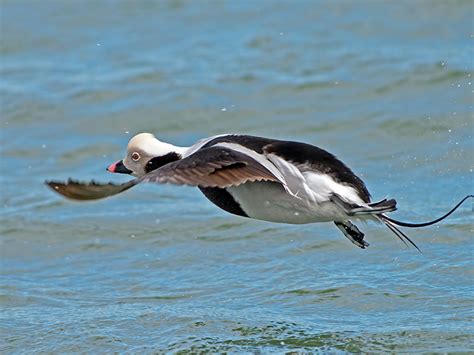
[356,198,397,214]
[383,195,473,228]
[380,216,422,253]
[374,195,472,253]
[369,198,397,209]
[332,195,471,252]
[330,194,397,216]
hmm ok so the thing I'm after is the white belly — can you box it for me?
[227,181,349,224]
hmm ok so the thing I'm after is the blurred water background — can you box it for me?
[1,0,473,352]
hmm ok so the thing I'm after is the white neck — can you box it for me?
[143,140,189,157]
[163,143,189,157]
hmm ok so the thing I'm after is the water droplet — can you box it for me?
[125,131,130,134]
[280,341,285,345]
[130,234,136,238]
[294,212,300,216]
[96,43,101,46]
[221,107,227,112]
[41,144,47,149]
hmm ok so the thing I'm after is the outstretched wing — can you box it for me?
[139,146,283,188]
[46,179,137,201]
[46,146,285,201]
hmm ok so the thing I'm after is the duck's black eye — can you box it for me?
[131,152,141,161]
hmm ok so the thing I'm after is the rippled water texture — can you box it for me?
[1,1,473,352]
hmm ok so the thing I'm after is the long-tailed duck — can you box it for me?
[47,133,472,251]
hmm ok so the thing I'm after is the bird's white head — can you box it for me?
[107,133,186,176]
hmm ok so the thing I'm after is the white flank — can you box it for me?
[303,171,365,206]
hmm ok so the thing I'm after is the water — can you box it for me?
[1,0,473,352]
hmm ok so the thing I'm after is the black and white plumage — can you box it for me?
[47,133,473,251]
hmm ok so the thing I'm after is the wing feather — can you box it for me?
[139,146,282,188]
[45,179,137,201]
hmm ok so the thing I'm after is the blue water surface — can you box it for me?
[1,1,473,352]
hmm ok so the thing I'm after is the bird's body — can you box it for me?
[105,133,398,248]
[47,132,472,251]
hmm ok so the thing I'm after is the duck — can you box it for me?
[47,133,472,251]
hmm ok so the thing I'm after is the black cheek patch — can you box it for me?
[145,152,182,173]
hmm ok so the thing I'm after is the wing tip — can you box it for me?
[45,180,63,191]
[44,178,137,201]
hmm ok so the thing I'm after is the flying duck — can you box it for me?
[47,133,472,251]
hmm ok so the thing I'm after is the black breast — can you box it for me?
[198,187,248,218]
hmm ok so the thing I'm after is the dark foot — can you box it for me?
[334,221,370,249]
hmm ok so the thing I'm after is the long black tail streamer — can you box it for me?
[383,195,473,228]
